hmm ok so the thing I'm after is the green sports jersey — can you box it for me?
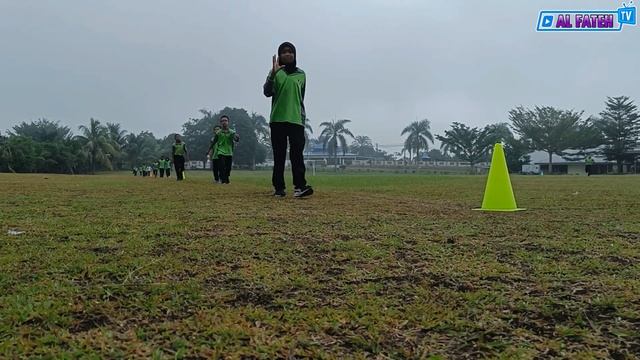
[263,68,306,126]
[173,143,186,156]
[216,129,236,156]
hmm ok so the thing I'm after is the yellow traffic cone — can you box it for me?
[474,143,525,212]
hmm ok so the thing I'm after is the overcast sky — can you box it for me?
[0,0,637,152]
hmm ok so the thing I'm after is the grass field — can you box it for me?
[1,171,639,359]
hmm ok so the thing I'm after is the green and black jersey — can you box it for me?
[172,142,187,156]
[263,68,306,126]
[215,129,236,157]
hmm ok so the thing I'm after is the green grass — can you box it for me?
[1,171,639,358]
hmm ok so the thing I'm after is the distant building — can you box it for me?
[185,160,205,170]
[530,151,615,175]
[303,144,358,165]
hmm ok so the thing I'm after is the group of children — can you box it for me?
[163,42,314,197]
[132,158,171,178]
[166,117,239,184]
[130,135,187,181]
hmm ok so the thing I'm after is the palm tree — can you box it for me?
[397,148,409,164]
[401,119,434,163]
[304,118,314,153]
[76,118,116,173]
[106,122,127,170]
[402,139,414,163]
[304,118,314,139]
[123,132,158,168]
[319,119,355,170]
[351,135,373,156]
[106,122,127,147]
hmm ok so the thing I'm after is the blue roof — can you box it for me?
[305,143,356,156]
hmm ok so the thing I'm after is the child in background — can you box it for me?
[206,125,222,183]
[158,158,165,178]
[172,134,188,181]
[164,157,171,179]
[215,115,239,184]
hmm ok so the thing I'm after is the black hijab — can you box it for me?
[278,42,297,74]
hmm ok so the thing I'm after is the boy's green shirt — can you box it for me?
[173,143,186,156]
[215,129,236,157]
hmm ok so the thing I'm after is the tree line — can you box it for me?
[1,96,638,174]
[396,95,638,173]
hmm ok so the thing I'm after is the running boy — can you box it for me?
[215,115,239,184]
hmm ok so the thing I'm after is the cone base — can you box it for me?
[473,208,526,212]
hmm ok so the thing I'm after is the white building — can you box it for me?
[530,151,615,175]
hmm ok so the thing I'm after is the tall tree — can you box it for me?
[106,122,127,148]
[106,122,127,170]
[249,112,270,169]
[0,136,39,173]
[401,119,434,162]
[251,112,270,144]
[11,118,72,142]
[436,122,494,171]
[76,118,116,173]
[10,119,78,173]
[182,109,217,162]
[124,131,159,168]
[351,135,373,155]
[319,119,355,170]
[0,132,14,172]
[351,135,388,159]
[303,118,314,153]
[509,106,585,173]
[402,139,414,162]
[158,134,176,158]
[503,138,532,173]
[595,96,640,173]
[483,123,513,145]
[181,107,268,168]
[483,122,532,172]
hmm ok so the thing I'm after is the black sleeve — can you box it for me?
[263,72,275,97]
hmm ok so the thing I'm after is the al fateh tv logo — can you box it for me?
[537,1,636,31]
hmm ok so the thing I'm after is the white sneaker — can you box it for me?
[294,186,314,198]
